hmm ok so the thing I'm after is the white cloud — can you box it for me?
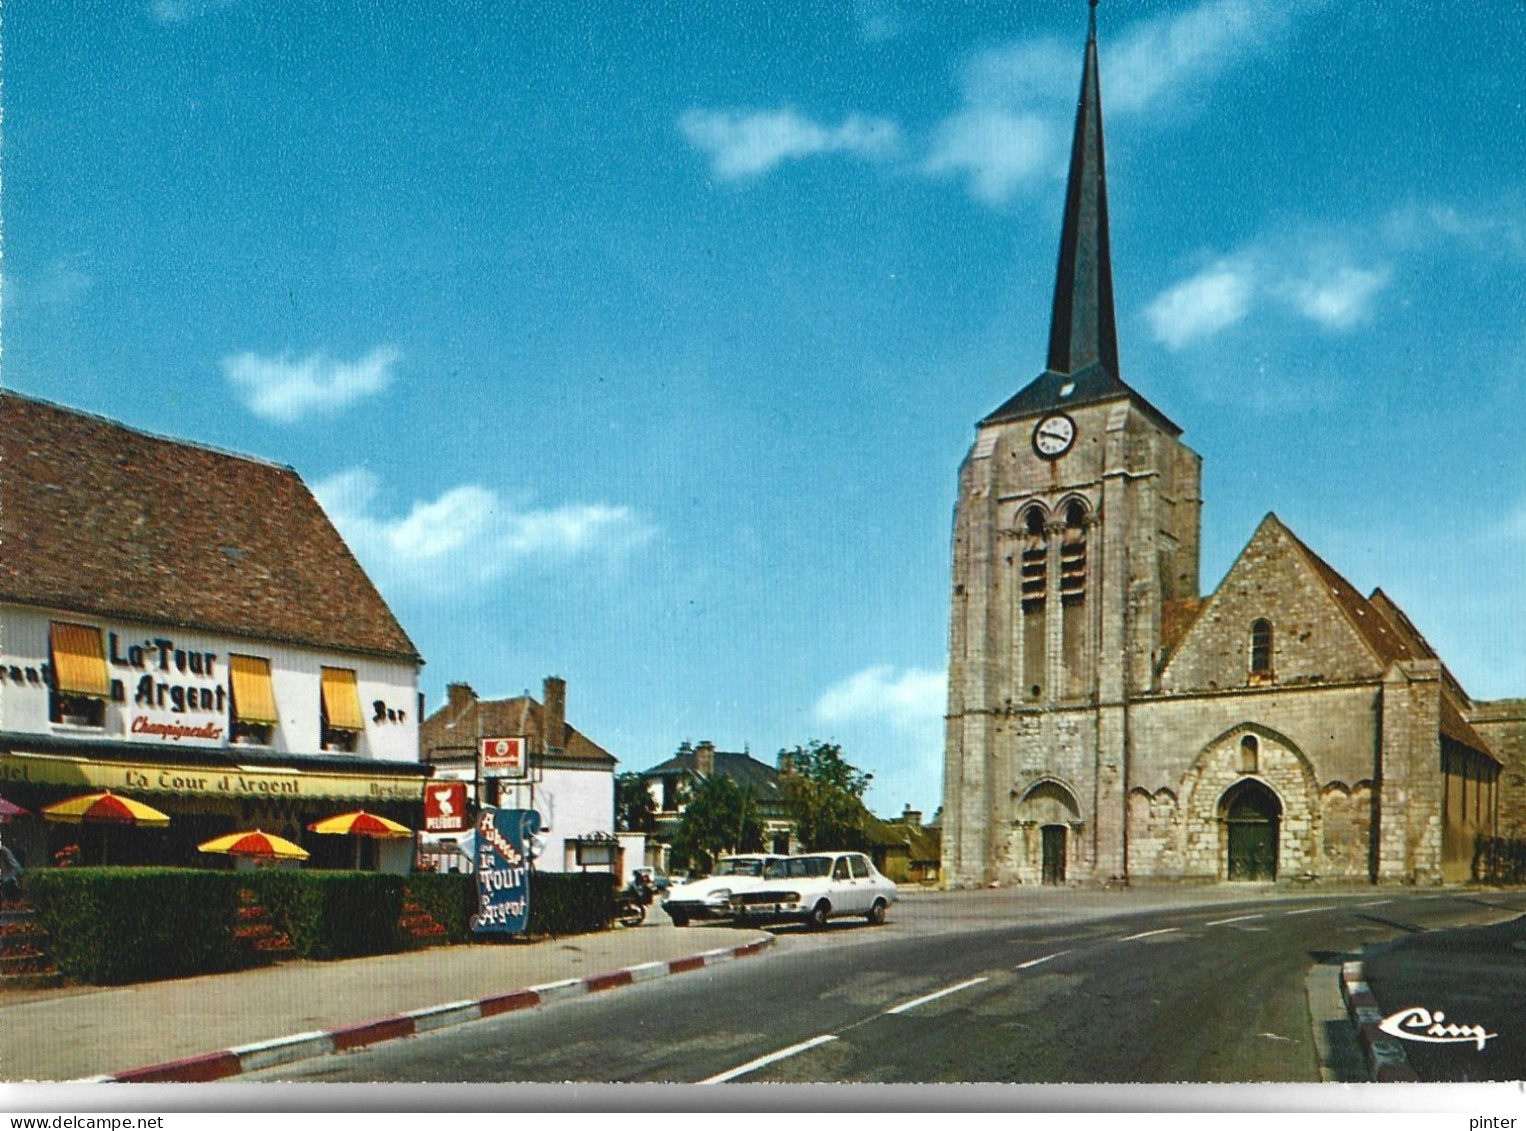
[853,0,902,44]
[1278,264,1390,329]
[815,665,946,733]
[678,109,900,180]
[922,111,1054,206]
[148,0,234,24]
[1145,260,1255,348]
[314,468,655,596]
[1148,242,1389,349]
[927,0,1319,204]
[222,346,399,423]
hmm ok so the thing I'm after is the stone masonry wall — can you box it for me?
[1469,699,1526,838]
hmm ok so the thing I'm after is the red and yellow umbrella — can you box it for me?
[42,790,170,865]
[198,829,309,861]
[307,810,412,869]
[42,790,169,827]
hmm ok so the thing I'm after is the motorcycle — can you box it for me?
[615,873,656,927]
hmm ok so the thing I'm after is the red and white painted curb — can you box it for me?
[1339,958,1417,1083]
[94,937,776,1084]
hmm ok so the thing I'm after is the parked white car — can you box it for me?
[661,853,785,927]
[728,851,896,929]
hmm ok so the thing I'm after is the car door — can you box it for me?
[846,853,878,913]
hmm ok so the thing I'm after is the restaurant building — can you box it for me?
[0,392,428,873]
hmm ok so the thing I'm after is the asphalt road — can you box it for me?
[243,886,1526,1085]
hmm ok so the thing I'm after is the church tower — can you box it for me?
[942,2,1202,887]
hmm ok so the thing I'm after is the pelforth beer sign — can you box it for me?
[423,781,469,832]
[479,736,527,779]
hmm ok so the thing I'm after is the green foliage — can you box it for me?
[779,740,875,852]
[402,872,479,944]
[26,868,240,985]
[527,870,618,935]
[671,774,764,873]
[245,870,406,960]
[615,771,658,833]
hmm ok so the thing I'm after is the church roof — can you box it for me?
[0,391,420,663]
[980,4,1177,435]
[1273,517,1495,761]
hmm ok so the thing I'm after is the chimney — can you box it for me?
[695,741,716,777]
[777,751,795,775]
[447,683,476,720]
[901,805,922,827]
[542,676,566,754]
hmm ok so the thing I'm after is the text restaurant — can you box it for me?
[0,392,430,873]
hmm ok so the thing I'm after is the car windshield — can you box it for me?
[714,858,763,877]
[764,857,831,879]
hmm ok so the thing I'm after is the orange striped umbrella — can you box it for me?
[198,829,309,861]
[42,790,169,827]
[42,790,170,865]
[308,810,412,869]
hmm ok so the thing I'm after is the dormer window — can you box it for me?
[1250,619,1273,679]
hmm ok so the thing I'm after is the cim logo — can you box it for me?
[424,781,469,831]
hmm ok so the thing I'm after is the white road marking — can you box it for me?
[1119,927,1179,941]
[1283,906,1326,915]
[1356,900,1392,907]
[1015,949,1073,970]
[698,1035,839,1084]
[885,976,990,1015]
[1205,914,1263,927]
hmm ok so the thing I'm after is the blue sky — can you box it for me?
[6,1,1524,817]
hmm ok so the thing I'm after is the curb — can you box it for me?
[1339,958,1418,1083]
[98,936,776,1084]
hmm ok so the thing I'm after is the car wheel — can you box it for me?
[669,911,689,927]
[806,901,830,930]
[866,898,887,925]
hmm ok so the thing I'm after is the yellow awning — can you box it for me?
[50,622,111,698]
[228,654,279,726]
[320,667,365,731]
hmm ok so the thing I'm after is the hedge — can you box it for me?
[243,870,406,960]
[22,868,621,985]
[25,868,241,986]
[528,871,618,936]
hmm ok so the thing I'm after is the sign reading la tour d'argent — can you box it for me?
[472,808,537,935]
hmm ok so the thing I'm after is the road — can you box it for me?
[243,886,1526,1085]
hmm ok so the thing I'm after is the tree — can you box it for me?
[614,772,657,834]
[778,740,874,852]
[670,773,764,873]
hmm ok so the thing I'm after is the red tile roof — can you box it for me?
[0,392,419,663]
[420,689,616,769]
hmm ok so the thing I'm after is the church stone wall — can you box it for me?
[1468,699,1526,838]
[1159,519,1384,694]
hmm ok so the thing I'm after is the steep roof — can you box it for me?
[1259,516,1495,761]
[980,5,1177,435]
[420,689,616,769]
[640,748,785,803]
[0,392,419,662]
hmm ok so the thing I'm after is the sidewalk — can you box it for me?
[0,922,772,1083]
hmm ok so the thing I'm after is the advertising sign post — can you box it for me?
[470,807,538,935]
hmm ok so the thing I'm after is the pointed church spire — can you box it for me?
[1046,0,1118,378]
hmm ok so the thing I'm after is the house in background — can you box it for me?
[418,676,618,873]
[867,806,942,886]
[639,741,795,857]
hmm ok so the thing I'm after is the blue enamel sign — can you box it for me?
[471,807,538,935]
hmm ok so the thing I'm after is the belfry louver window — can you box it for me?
[1059,502,1088,605]
[1020,507,1048,613]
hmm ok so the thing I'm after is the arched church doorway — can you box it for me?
[1041,825,1067,885]
[1222,780,1280,881]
